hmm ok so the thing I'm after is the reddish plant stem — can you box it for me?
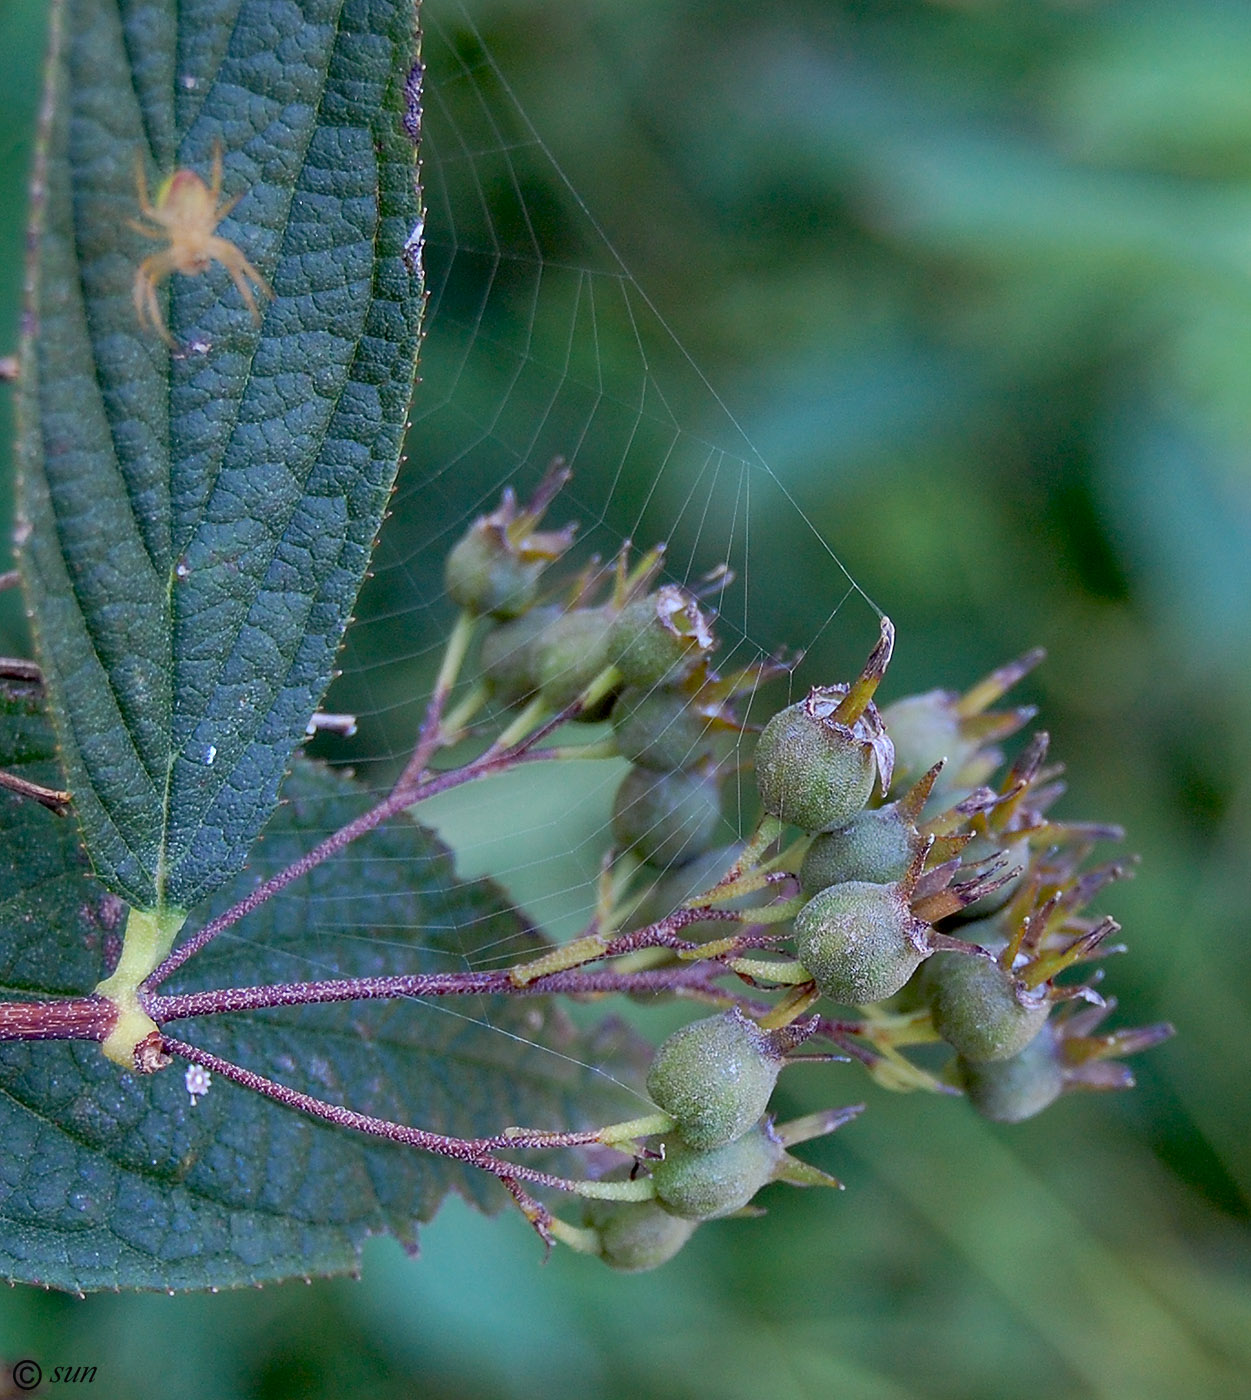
[393,624,468,793]
[814,1018,882,1067]
[0,768,72,815]
[0,996,114,1041]
[499,1177,556,1247]
[712,986,879,1066]
[162,1035,614,1193]
[146,705,579,989]
[145,956,731,1024]
[0,658,42,682]
[0,910,788,1049]
[0,973,876,1072]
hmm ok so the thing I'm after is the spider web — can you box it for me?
[193,0,885,1097]
[0,2,1222,1380]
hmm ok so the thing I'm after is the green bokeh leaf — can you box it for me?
[0,708,643,1293]
[16,0,425,912]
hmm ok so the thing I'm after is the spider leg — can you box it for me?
[147,282,176,347]
[133,273,148,330]
[211,238,273,325]
[226,263,262,324]
[133,258,156,328]
[242,254,274,302]
[127,218,163,240]
[209,143,250,227]
[140,278,161,338]
[134,255,176,346]
[133,152,157,219]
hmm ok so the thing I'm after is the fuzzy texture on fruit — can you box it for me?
[958,1021,1064,1122]
[800,806,920,893]
[612,685,715,772]
[650,1121,784,1220]
[607,588,715,688]
[445,527,544,619]
[646,1009,784,1149]
[534,608,614,711]
[922,950,1050,1062]
[754,696,877,832]
[794,880,928,1004]
[611,765,724,869]
[584,1199,699,1272]
[479,606,562,706]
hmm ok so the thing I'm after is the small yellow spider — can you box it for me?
[130,142,272,346]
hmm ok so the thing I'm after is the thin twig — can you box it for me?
[0,950,745,1055]
[146,704,584,988]
[162,1035,616,1194]
[0,658,42,682]
[0,996,114,1041]
[145,957,731,1023]
[0,769,71,815]
[394,609,476,791]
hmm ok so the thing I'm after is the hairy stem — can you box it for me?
[145,927,735,1024]
[0,959,749,1050]
[145,703,580,988]
[394,609,477,792]
[0,995,114,1041]
[162,1036,633,1195]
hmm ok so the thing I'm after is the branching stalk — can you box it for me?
[145,701,583,988]
[161,1035,643,1198]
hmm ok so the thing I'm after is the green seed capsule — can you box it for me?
[479,606,562,706]
[879,691,971,793]
[958,1021,1064,1122]
[646,1009,784,1150]
[611,765,724,869]
[922,950,1050,1063]
[612,686,715,772]
[608,588,715,688]
[445,528,543,620]
[799,806,920,893]
[755,697,876,833]
[583,1199,698,1272]
[534,608,614,713]
[794,880,928,1005]
[651,1121,784,1220]
[881,652,1042,794]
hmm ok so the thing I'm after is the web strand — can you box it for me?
[229,0,888,1084]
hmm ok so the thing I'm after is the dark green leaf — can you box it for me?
[16,0,425,912]
[0,681,124,999]
[0,728,644,1293]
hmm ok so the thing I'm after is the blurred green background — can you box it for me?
[2,0,1250,1396]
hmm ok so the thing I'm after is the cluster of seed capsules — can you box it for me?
[444,469,1170,1271]
[756,629,1170,1110]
